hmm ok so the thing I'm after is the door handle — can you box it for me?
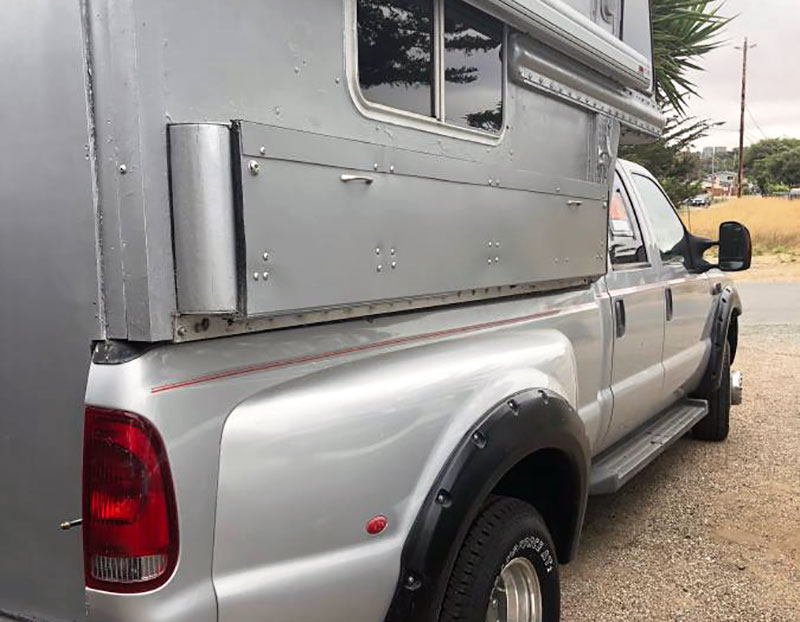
[614,299,626,338]
[665,287,674,322]
[340,174,374,185]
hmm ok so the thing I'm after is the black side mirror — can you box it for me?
[718,221,752,271]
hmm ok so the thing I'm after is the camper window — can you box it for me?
[356,0,504,135]
[444,0,504,133]
[356,0,435,117]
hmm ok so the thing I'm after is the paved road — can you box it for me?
[735,282,800,326]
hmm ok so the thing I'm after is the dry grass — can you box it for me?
[680,197,800,255]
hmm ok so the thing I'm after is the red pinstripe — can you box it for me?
[150,308,566,394]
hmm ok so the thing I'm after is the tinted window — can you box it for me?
[444,0,504,133]
[357,0,435,117]
[609,175,647,266]
[632,173,686,263]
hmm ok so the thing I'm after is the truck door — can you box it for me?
[602,172,666,447]
[628,171,712,406]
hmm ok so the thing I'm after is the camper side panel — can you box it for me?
[0,1,101,620]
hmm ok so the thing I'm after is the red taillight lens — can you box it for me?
[83,407,178,592]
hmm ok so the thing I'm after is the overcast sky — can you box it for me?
[685,0,799,149]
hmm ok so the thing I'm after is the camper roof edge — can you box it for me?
[484,0,653,93]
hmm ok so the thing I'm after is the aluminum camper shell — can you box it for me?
[87,0,663,343]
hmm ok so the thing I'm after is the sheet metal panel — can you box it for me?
[87,0,176,340]
[237,122,607,317]
[0,0,100,619]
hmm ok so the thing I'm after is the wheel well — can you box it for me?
[728,311,739,363]
[492,448,582,564]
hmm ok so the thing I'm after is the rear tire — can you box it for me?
[439,496,560,622]
[693,340,731,442]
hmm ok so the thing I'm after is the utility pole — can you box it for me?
[735,38,756,198]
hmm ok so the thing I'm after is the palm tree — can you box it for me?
[649,0,731,115]
[621,1,731,205]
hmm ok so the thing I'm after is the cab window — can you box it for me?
[631,173,686,264]
[609,175,647,267]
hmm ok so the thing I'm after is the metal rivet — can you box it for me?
[253,272,260,281]
[556,186,561,193]
[488,241,494,248]
[435,490,453,507]
[471,431,487,449]
[495,242,501,248]
[494,257,500,263]
[390,248,396,255]
[377,264,383,272]
[488,258,493,265]
[259,146,266,155]
[389,165,395,173]
[262,252,269,261]
[375,247,381,255]
[538,389,550,404]
[507,399,519,413]
[177,326,187,337]
[118,164,128,175]
[248,160,260,175]
[391,261,397,269]
[488,178,493,185]
[335,77,341,84]
[262,271,270,280]
[373,163,379,171]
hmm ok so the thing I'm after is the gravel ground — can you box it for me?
[562,325,800,621]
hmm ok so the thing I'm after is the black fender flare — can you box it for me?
[699,285,742,395]
[383,388,590,622]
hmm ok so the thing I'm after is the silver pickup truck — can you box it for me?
[0,2,751,622]
[82,159,751,622]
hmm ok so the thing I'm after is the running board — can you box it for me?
[590,399,709,495]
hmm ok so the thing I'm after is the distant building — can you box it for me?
[703,171,743,197]
[701,146,730,160]
[713,171,737,187]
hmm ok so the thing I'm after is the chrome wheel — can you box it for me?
[485,557,542,622]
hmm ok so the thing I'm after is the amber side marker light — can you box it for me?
[83,406,178,592]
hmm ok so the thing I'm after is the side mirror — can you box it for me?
[718,221,752,272]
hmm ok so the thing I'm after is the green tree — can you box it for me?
[744,138,800,191]
[620,117,716,205]
[650,0,730,114]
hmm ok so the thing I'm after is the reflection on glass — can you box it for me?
[631,174,686,262]
[357,0,434,117]
[444,0,504,133]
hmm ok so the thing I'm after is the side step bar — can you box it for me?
[590,399,709,495]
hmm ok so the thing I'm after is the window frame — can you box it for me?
[609,172,650,271]
[346,0,508,144]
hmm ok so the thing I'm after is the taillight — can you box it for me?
[83,407,178,592]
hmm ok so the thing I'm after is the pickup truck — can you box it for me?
[82,159,751,622]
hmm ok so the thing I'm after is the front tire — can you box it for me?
[693,339,731,441]
[439,496,560,622]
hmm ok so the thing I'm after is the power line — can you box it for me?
[746,106,768,140]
